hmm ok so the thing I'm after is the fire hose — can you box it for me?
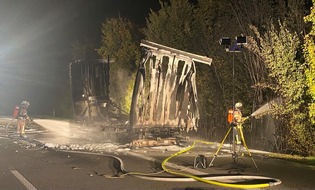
[160,140,281,189]
[54,140,281,189]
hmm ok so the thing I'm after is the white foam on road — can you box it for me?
[32,119,271,157]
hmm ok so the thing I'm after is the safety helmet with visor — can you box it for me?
[235,102,243,108]
[21,101,30,108]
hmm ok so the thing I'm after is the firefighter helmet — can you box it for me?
[21,101,30,107]
[235,102,243,108]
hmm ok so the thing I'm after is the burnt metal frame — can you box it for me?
[129,40,212,139]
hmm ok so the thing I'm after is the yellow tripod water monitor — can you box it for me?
[209,115,258,170]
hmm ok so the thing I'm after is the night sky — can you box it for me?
[0,0,160,116]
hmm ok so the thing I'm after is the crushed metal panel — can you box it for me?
[130,40,212,133]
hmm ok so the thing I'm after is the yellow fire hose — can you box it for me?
[161,140,281,189]
[35,139,281,189]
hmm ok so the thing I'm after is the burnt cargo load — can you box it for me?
[129,40,212,146]
[69,59,110,121]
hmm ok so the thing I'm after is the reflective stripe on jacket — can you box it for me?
[233,109,242,124]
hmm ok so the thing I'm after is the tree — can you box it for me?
[97,17,142,111]
[98,17,141,72]
[258,22,313,155]
[70,39,98,61]
[228,0,314,155]
[189,0,238,140]
[228,0,284,110]
[304,1,315,125]
[144,0,194,50]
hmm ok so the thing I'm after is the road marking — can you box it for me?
[10,170,37,190]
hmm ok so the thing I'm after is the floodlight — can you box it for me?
[236,36,247,45]
[219,37,231,46]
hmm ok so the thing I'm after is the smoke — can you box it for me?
[251,98,281,117]
[109,67,133,112]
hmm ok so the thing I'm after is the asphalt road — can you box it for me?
[0,118,315,190]
[0,137,222,190]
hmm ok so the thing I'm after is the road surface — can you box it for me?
[0,117,314,189]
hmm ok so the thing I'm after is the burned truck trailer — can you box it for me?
[69,59,110,121]
[130,40,212,146]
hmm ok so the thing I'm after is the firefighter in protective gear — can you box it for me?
[17,101,31,138]
[233,102,243,145]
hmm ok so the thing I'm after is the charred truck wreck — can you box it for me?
[69,41,212,147]
[130,40,212,146]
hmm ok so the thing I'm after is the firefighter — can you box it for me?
[233,102,243,145]
[17,101,31,138]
